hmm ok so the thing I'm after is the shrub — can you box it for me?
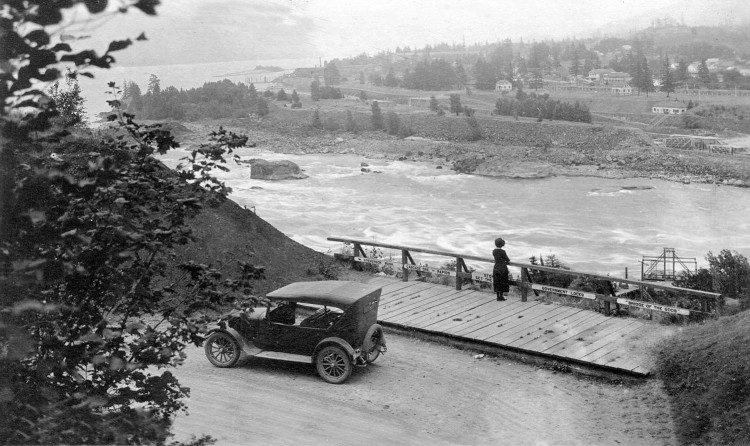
[385,111,400,135]
[682,114,701,129]
[429,95,439,112]
[345,110,357,132]
[311,108,322,128]
[707,249,750,301]
[370,102,384,130]
[466,116,482,141]
[397,124,413,138]
[324,116,339,131]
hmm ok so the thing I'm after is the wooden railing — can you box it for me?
[327,236,721,317]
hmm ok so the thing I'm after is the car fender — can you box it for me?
[208,327,262,358]
[313,337,356,361]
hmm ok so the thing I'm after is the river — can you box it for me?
[159,147,750,279]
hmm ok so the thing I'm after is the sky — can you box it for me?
[57,0,750,67]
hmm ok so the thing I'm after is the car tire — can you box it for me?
[315,345,352,384]
[204,331,241,368]
[363,324,385,364]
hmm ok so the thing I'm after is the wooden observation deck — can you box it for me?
[329,237,721,377]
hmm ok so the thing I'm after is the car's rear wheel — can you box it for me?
[316,345,352,384]
[205,331,241,368]
[363,324,385,364]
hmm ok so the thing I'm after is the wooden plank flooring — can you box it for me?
[371,277,661,376]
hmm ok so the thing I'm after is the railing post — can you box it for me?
[455,257,462,291]
[520,267,528,302]
[401,250,408,282]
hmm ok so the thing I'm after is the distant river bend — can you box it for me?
[160,148,750,278]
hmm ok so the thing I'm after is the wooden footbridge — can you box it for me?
[328,237,721,377]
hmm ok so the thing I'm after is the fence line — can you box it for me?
[328,236,721,317]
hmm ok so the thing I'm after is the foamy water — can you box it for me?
[160,148,750,279]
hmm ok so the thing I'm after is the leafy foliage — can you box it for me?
[48,70,87,128]
[2,88,263,444]
[290,89,301,108]
[465,116,482,141]
[0,2,264,443]
[449,94,462,116]
[385,111,400,135]
[370,101,383,130]
[495,93,592,124]
[429,95,439,112]
[323,60,340,86]
[344,110,357,133]
[311,108,321,128]
[310,78,321,101]
[473,57,496,90]
[122,78,268,121]
[401,59,457,90]
[706,249,750,301]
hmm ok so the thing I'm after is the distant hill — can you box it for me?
[593,0,750,37]
[254,65,285,72]
[632,23,750,60]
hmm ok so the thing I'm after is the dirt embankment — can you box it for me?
[172,198,339,295]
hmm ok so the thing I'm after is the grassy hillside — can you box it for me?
[655,310,750,445]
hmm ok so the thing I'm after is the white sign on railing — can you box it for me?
[354,257,395,267]
[616,298,690,315]
[403,263,457,276]
[472,272,494,284]
[531,284,597,300]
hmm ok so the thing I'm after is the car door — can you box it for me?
[265,323,329,355]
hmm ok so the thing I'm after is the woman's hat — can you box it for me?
[495,238,505,247]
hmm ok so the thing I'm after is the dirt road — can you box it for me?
[170,333,675,446]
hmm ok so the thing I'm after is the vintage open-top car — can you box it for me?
[204,281,386,384]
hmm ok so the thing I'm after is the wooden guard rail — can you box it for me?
[327,236,722,317]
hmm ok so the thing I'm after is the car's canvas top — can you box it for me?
[265,281,382,307]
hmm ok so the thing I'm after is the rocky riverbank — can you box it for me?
[180,121,750,187]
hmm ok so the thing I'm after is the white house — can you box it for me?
[587,68,615,83]
[495,80,513,91]
[652,102,687,114]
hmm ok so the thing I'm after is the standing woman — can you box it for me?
[493,238,510,301]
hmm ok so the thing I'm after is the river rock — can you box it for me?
[247,159,308,180]
[472,160,552,179]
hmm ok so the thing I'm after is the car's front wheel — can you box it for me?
[315,345,352,384]
[204,331,241,368]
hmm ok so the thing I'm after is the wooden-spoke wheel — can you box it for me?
[316,346,352,384]
[205,331,241,368]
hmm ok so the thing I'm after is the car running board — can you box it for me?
[252,351,312,364]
